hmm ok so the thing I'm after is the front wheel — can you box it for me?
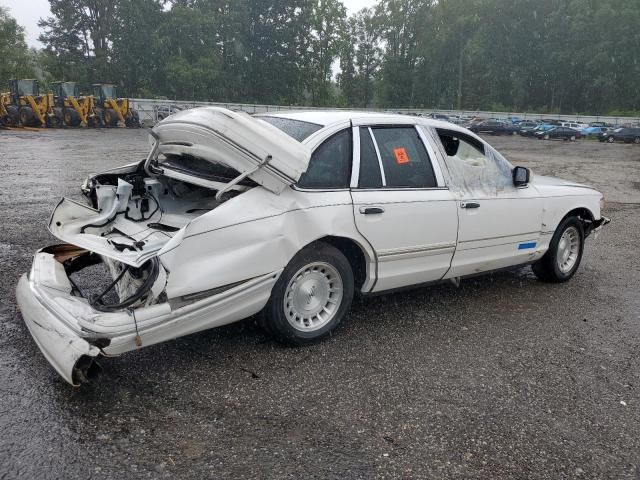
[103,108,118,127]
[634,137,640,144]
[125,110,140,128]
[259,243,354,345]
[570,135,576,142]
[532,216,584,283]
[19,107,37,126]
[607,136,615,143]
[544,134,550,140]
[63,109,81,127]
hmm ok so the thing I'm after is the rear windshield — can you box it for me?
[255,116,322,142]
[158,154,257,186]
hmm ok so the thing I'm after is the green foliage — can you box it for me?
[0,7,35,88]
[1,0,635,114]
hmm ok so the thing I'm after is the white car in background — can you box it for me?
[561,121,588,131]
[16,108,609,385]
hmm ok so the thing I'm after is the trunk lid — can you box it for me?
[151,107,311,194]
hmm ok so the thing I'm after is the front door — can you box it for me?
[430,128,544,278]
[350,123,458,292]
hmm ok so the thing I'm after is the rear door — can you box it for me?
[350,121,458,292]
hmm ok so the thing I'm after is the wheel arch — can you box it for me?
[303,235,374,293]
[561,207,597,237]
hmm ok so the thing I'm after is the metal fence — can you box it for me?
[131,98,640,127]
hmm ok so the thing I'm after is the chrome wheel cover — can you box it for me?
[284,262,343,332]
[557,226,580,274]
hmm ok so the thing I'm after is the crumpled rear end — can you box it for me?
[16,252,102,386]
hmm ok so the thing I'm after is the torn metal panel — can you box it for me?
[16,260,100,386]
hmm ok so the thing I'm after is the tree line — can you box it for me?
[2,0,639,115]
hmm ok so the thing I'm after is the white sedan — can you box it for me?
[16,108,609,385]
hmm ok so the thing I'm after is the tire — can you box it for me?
[570,135,576,142]
[607,136,615,143]
[544,134,550,140]
[19,107,37,126]
[103,108,118,127]
[6,106,19,126]
[634,137,640,144]
[63,109,81,127]
[260,242,354,345]
[46,114,61,128]
[53,107,64,127]
[87,115,101,128]
[125,109,140,128]
[532,216,585,283]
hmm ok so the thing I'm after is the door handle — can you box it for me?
[460,202,480,209]
[359,206,385,215]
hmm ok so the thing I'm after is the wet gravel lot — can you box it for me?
[1,129,639,479]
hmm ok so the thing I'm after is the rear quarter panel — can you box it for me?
[158,187,374,299]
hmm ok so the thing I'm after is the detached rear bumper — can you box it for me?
[16,271,101,386]
[17,247,281,386]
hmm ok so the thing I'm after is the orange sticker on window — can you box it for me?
[393,147,409,164]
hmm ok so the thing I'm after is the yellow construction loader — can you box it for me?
[51,81,100,127]
[0,79,59,127]
[0,91,14,126]
[92,84,140,127]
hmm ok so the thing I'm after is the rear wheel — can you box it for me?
[125,109,140,128]
[532,216,584,283]
[53,107,64,126]
[570,135,576,141]
[607,136,615,143]
[259,243,354,345]
[103,108,118,127]
[6,106,19,126]
[19,107,37,126]
[63,109,81,127]
[87,115,101,128]
[634,137,640,144]
[46,113,61,128]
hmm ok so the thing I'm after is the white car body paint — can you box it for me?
[16,108,607,385]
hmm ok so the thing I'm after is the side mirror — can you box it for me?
[513,166,530,187]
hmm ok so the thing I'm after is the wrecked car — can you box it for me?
[16,107,610,385]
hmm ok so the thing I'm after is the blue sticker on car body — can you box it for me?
[518,242,537,250]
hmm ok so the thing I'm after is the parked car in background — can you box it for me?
[517,121,540,135]
[521,124,554,137]
[561,121,587,130]
[427,113,450,121]
[16,108,609,385]
[154,104,183,122]
[598,127,640,144]
[581,126,609,138]
[469,120,517,135]
[535,126,581,141]
[589,121,608,128]
[447,115,467,126]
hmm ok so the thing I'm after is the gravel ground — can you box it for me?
[0,129,639,479]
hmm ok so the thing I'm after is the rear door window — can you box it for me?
[367,127,437,188]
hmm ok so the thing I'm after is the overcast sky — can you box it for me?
[1,0,377,48]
